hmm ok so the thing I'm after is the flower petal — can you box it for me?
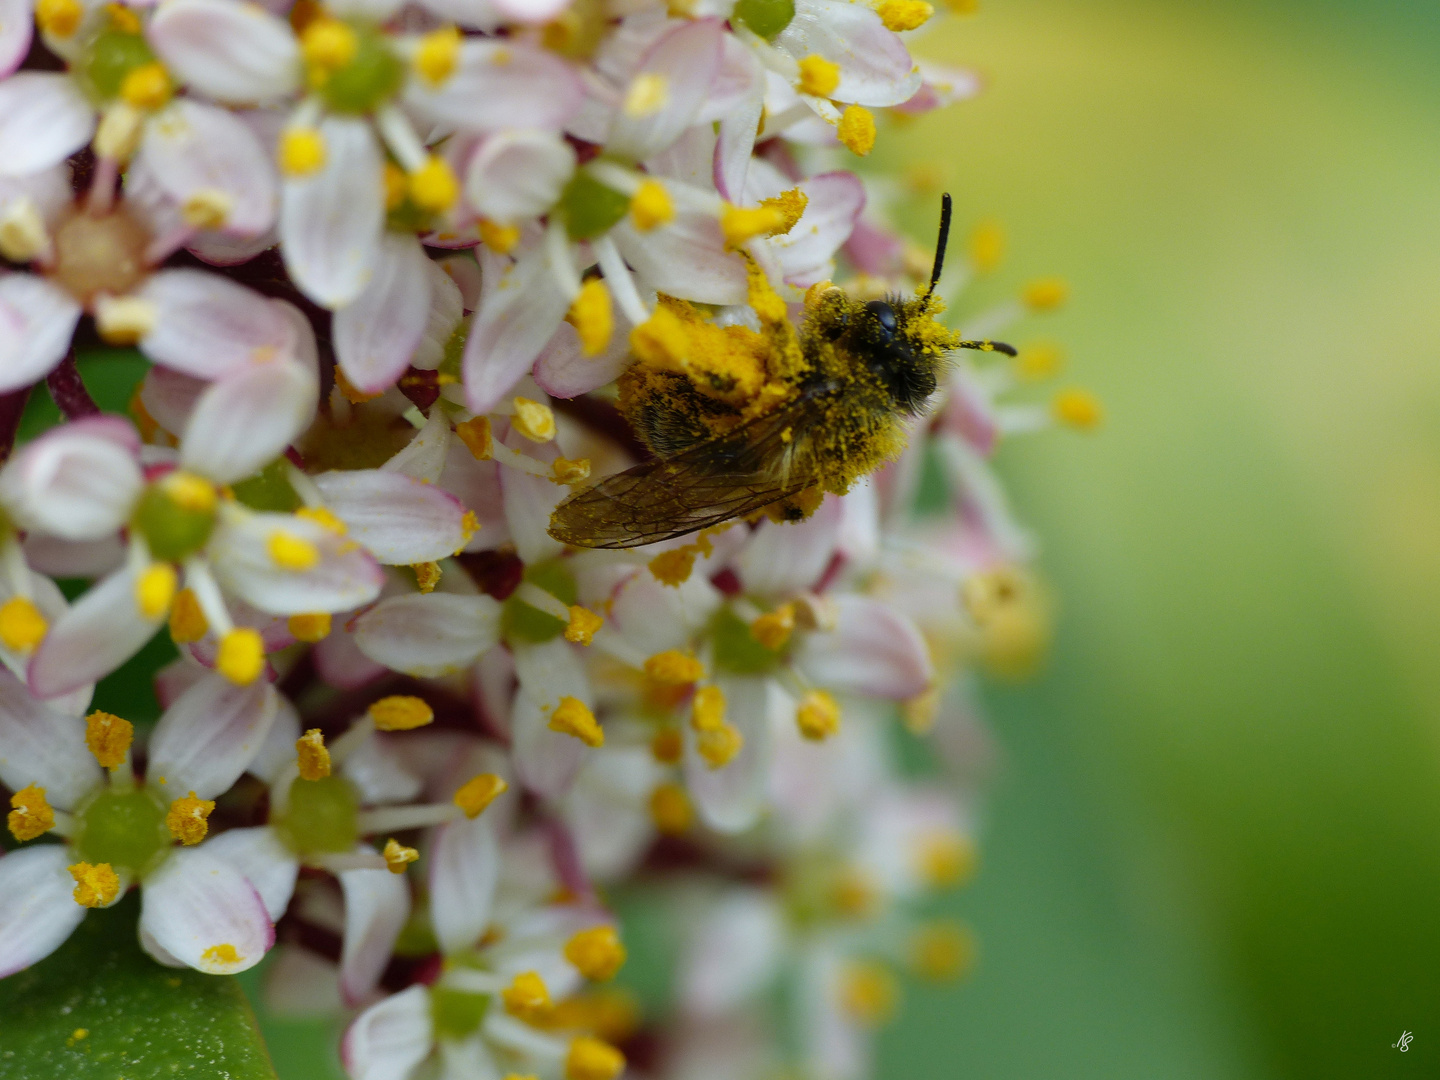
[0,0,32,78]
[407,39,583,134]
[764,171,865,288]
[463,129,575,225]
[139,269,298,380]
[341,732,422,805]
[313,469,469,565]
[532,317,632,400]
[774,0,921,107]
[680,888,784,1015]
[606,19,724,161]
[210,510,385,615]
[147,673,279,799]
[140,846,274,973]
[0,666,99,809]
[381,409,452,484]
[0,846,86,979]
[148,0,302,104]
[0,73,95,177]
[683,674,773,834]
[429,813,499,955]
[0,273,80,392]
[352,592,501,678]
[202,825,300,922]
[28,564,165,699]
[411,259,464,371]
[462,244,570,415]
[247,686,301,784]
[793,595,933,699]
[0,417,143,540]
[179,359,317,484]
[334,233,433,394]
[496,449,565,566]
[611,205,747,306]
[510,637,590,798]
[734,495,843,596]
[343,985,434,1080]
[338,858,411,1005]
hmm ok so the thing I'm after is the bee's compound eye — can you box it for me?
[864,300,897,334]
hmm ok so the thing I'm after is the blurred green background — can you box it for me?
[876,0,1440,1076]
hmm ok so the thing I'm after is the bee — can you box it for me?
[548,194,1016,549]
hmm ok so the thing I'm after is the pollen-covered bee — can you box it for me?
[548,194,1016,549]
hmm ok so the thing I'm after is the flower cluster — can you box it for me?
[0,0,1097,1075]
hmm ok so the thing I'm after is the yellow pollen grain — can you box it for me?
[628,304,689,368]
[1053,388,1103,430]
[650,726,683,764]
[567,278,613,357]
[296,505,347,534]
[162,470,217,513]
[8,784,55,842]
[564,605,603,645]
[629,180,674,231]
[69,862,120,908]
[35,0,83,37]
[721,204,786,248]
[301,17,357,71]
[690,684,725,732]
[549,696,603,747]
[837,105,876,156]
[414,25,460,87]
[411,562,442,593]
[166,791,215,846]
[877,0,933,31]
[267,531,319,571]
[622,73,668,117]
[503,970,552,1022]
[552,457,591,486]
[749,603,795,651]
[1015,341,1063,381]
[969,219,1004,273]
[759,189,808,236]
[796,54,840,97]
[217,628,264,685]
[647,547,694,587]
[202,943,243,967]
[120,63,173,110]
[288,612,332,642]
[408,156,460,214]
[478,219,520,254]
[511,397,556,442]
[458,511,479,550]
[369,695,434,731]
[648,782,691,834]
[296,728,331,780]
[796,689,840,740]
[0,595,47,654]
[565,925,627,981]
[279,127,327,178]
[86,711,134,769]
[135,562,177,620]
[105,0,140,31]
[383,838,419,873]
[909,920,976,981]
[455,415,493,460]
[169,588,208,643]
[644,650,703,685]
[1022,276,1069,310]
[696,722,743,769]
[453,772,509,818]
[840,962,900,1027]
[916,830,977,888]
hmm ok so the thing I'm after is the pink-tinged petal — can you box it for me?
[836,479,880,565]
[186,226,278,266]
[463,129,574,225]
[333,233,432,394]
[793,595,932,699]
[210,510,385,615]
[0,74,95,177]
[683,675,772,834]
[0,274,80,393]
[352,592,501,678]
[138,365,207,435]
[533,317,631,400]
[147,674,279,799]
[338,859,410,1005]
[429,813,498,955]
[246,688,299,782]
[314,623,388,689]
[461,244,570,414]
[734,495,842,596]
[409,260,464,373]
[490,0,569,23]
[698,31,763,125]
[22,535,125,579]
[564,749,659,882]
[510,637,589,798]
[0,666,99,808]
[343,985,434,1080]
[0,574,84,707]
[280,116,383,309]
[140,846,274,973]
[606,20,723,161]
[137,100,277,236]
[0,0,33,77]
[203,826,299,922]
[407,39,582,134]
[497,450,564,566]
[938,368,1000,456]
[766,171,865,288]
[0,417,143,540]
[139,268,298,380]
[179,359,317,484]
[415,0,501,29]
[712,40,764,202]
[0,165,71,226]
[439,447,506,546]
[264,946,343,1018]
[0,846,86,979]
[774,0,920,107]
[609,567,720,656]
[679,888,784,1016]
[148,0,301,104]
[895,60,982,116]
[341,732,422,805]
[611,206,747,306]
[842,216,904,278]
[29,564,165,699]
[438,253,482,313]
[381,409,451,484]
[312,469,468,565]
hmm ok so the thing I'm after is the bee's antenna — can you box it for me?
[956,339,1018,357]
[924,192,953,298]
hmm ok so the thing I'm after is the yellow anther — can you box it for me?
[839,962,899,1027]
[796,54,840,97]
[650,726,683,764]
[94,295,158,345]
[629,180,674,232]
[832,866,878,917]
[565,925,627,981]
[511,397,556,442]
[368,695,434,731]
[408,156,460,214]
[690,684,725,732]
[622,73,668,117]
[567,278,613,357]
[0,596,47,654]
[796,689,840,740]
[837,105,876,156]
[721,204,786,248]
[201,943,243,968]
[1022,277,1069,310]
[95,101,144,161]
[35,0,83,37]
[1015,341,1063,381]
[564,605,603,645]
[162,470,218,513]
[647,547,694,587]
[169,588,209,643]
[453,772,509,818]
[909,920,976,981]
[648,781,691,834]
[267,531,319,571]
[969,219,1004,273]
[567,1037,625,1080]
[644,650,703,685]
[285,613,330,643]
[550,697,603,747]
[383,838,419,874]
[455,416,493,460]
[301,17,358,72]
[69,862,120,908]
[217,627,265,685]
[8,785,54,841]
[759,189,808,236]
[503,971,552,1021]
[877,0,933,31]
[383,161,407,210]
[135,562,177,621]
[166,791,215,846]
[120,63,173,110]
[85,711,134,770]
[296,728,331,780]
[1052,388,1103,429]
[916,830,977,888]
[181,189,233,230]
[414,25,461,87]
[552,457,591,486]
[696,722,743,769]
[478,219,520,254]
[295,505,347,534]
[459,511,479,549]
[749,603,795,651]
[411,562,441,594]
[628,304,689,367]
[0,197,49,263]
[105,3,140,33]
[279,127,327,178]
[333,366,380,404]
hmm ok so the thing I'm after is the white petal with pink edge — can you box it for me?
[462,244,570,415]
[734,495,843,597]
[338,857,411,1005]
[209,510,385,615]
[510,637,590,798]
[679,887,784,1016]
[429,812,499,955]
[683,674,773,834]
[334,233,433,394]
[407,39,583,134]
[0,846,87,979]
[0,273,80,393]
[0,666,99,808]
[606,19,724,161]
[411,259,464,371]
[793,594,933,699]
[712,39,765,202]
[0,0,32,78]
[28,564,165,699]
[343,985,434,1080]
[763,171,865,288]
[203,825,300,922]
[140,846,274,973]
[247,686,301,783]
[353,592,501,678]
[774,0,920,107]
[147,673,279,799]
[313,469,470,565]
[139,365,207,434]
[0,417,143,540]
[609,567,721,657]
[611,207,747,306]
[533,315,632,400]
[314,624,389,689]
[0,74,95,177]
[179,358,317,484]
[148,0,301,104]
[463,129,575,225]
[139,268,298,380]
[382,410,451,484]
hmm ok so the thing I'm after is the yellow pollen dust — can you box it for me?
[644,650,703,685]
[35,0,83,37]
[217,627,265,685]
[369,695,434,731]
[455,416,493,460]
[916,830,977,888]
[909,920,976,982]
[68,1029,88,1045]
[877,0,934,31]
[268,531,320,570]
[796,690,840,740]
[69,862,120,908]
[120,63,173,110]
[182,189,233,230]
[647,547,695,587]
[840,962,900,1027]
[408,156,460,214]
[296,728,331,780]
[696,723,743,769]
[383,838,419,873]
[478,219,520,255]
[628,304,688,368]
[8,784,55,842]
[135,562,177,620]
[969,219,1004,273]
[458,511,479,550]
[86,710,134,769]
[414,26,461,86]
[837,105,876,156]
[797,54,840,97]
[568,278,614,357]
[296,505,347,534]
[0,596,47,654]
[564,605,603,645]
[749,603,795,651]
[759,189,808,236]
[1052,388,1103,430]
[279,127,327,178]
[411,561,442,593]
[333,366,380,404]
[288,612,332,642]
[720,204,786,249]
[453,772,509,817]
[565,925,627,981]
[166,791,215,846]
[1022,277,1069,310]
[201,943,243,968]
[1015,342,1063,381]
[629,180,674,232]
[550,696,603,747]
[648,782,691,834]
[169,588,208,643]
[162,470,218,513]
[503,970,553,1022]
[622,73,669,117]
[567,1037,626,1080]
[650,726,683,763]
[512,397,556,442]
[552,457,591,486]
[301,18,358,74]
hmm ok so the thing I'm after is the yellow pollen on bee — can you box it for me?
[877,0,934,31]
[120,63,173,110]
[279,127,327,178]
[690,684,725,732]
[503,970,553,1021]
[720,204,786,249]
[840,961,900,1027]
[166,791,215,846]
[650,726,683,764]
[69,862,120,908]
[564,605,603,645]
[915,830,977,888]
[796,689,840,740]
[453,772,509,818]
[749,603,795,651]
[85,710,134,769]
[565,925,627,981]
[622,73,669,117]
[368,695,434,731]
[169,587,209,643]
[201,943,243,967]
[969,219,1004,273]
[217,627,265,685]
[550,697,604,747]
[296,728,331,780]
[181,189,233,230]
[408,156,460,214]
[643,650,703,685]
[1022,276,1069,310]
[455,416,493,460]
[414,25,461,86]
[295,505,347,534]
[35,0,83,37]
[8,784,55,842]
[411,562,442,593]
[909,920,977,981]
[511,397,556,442]
[478,219,521,254]
[135,562,177,620]
[288,612,332,642]
[648,781,692,834]
[0,596,47,654]
[1052,388,1103,429]
[647,547,695,587]
[383,838,419,874]
[696,723,743,769]
[267,531,319,571]
[837,105,877,156]
[797,53,840,97]
[629,180,674,231]
[567,278,613,357]
[566,1036,626,1080]
[552,457,592,486]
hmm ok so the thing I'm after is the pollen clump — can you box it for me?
[650,726,683,763]
[837,105,876,156]
[86,711,134,769]
[69,861,121,908]
[721,204,787,248]
[643,650,704,685]
[169,588,208,643]
[552,457,592,486]
[166,791,216,845]
[201,943,244,969]
[568,278,614,356]
[279,127,327,177]
[217,628,265,685]
[839,961,900,1026]
[877,0,934,31]
[8,785,54,841]
[566,925,627,981]
[759,189,809,236]
[455,416,494,460]
[629,180,674,231]
[135,562,178,620]
[35,0,83,37]
[297,728,331,780]
[0,596,47,653]
[453,772,509,817]
[1022,277,1069,310]
[369,695,434,731]
[503,971,553,1022]
[383,838,419,873]
[750,603,795,650]
[648,782,692,834]
[564,605,604,645]
[796,689,840,740]
[512,397,557,442]
[268,530,320,570]
[648,547,695,587]
[1052,388,1103,429]
[288,612,332,642]
[567,1037,626,1080]
[408,156,460,214]
[549,696,604,747]
[414,25,460,86]
[797,54,840,97]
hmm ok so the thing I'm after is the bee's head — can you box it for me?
[846,294,943,413]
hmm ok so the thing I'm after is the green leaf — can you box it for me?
[0,892,277,1080]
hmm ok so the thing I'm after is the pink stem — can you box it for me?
[46,354,99,420]
[0,386,31,463]
[86,157,119,216]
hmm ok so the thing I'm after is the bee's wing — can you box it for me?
[548,399,816,549]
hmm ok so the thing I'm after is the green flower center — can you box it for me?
[560,170,630,241]
[711,606,783,675]
[132,472,218,562]
[430,985,490,1039]
[733,0,795,40]
[274,775,360,857]
[76,28,156,104]
[502,561,579,644]
[73,786,171,878]
[316,25,405,115]
[231,459,302,513]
